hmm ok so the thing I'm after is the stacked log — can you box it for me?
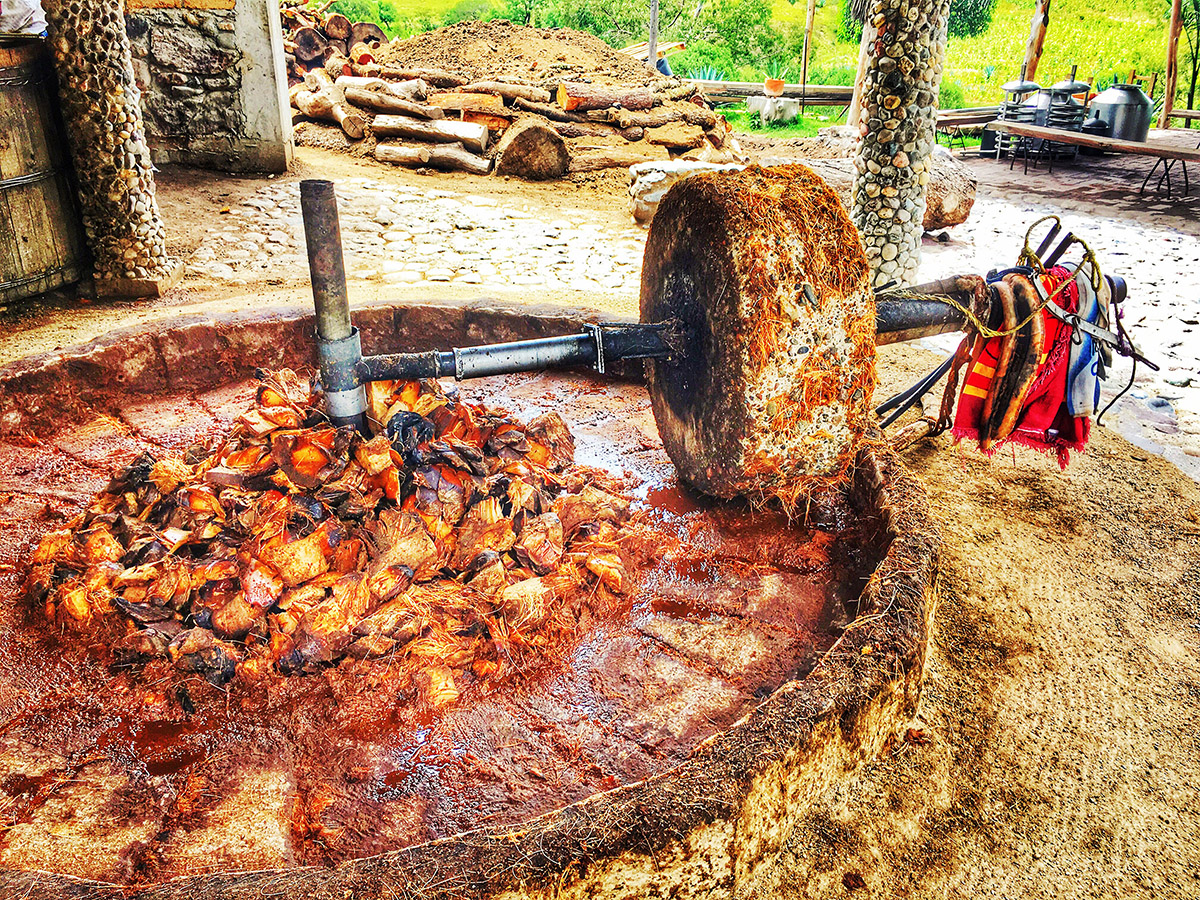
[283,10,740,178]
[280,0,387,78]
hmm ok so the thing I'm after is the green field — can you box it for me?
[766,0,1174,106]
[326,0,1186,111]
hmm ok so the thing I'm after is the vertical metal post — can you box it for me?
[300,179,366,429]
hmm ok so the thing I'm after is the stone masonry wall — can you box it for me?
[125,0,292,173]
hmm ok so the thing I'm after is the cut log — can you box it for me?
[567,143,670,172]
[305,67,335,91]
[293,26,328,63]
[343,87,444,119]
[656,81,699,102]
[291,85,367,139]
[349,21,387,48]
[376,142,492,175]
[381,66,467,88]
[327,38,348,58]
[644,121,706,149]
[704,126,728,149]
[285,53,303,81]
[493,117,569,180]
[463,111,514,132]
[590,104,717,130]
[557,83,656,112]
[336,75,427,100]
[553,121,642,142]
[324,12,350,39]
[428,91,506,114]
[461,81,552,104]
[295,71,367,139]
[352,62,383,78]
[324,52,352,78]
[371,115,489,153]
[512,96,590,123]
[375,144,430,166]
[349,42,374,65]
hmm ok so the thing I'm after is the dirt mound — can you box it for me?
[378,20,663,89]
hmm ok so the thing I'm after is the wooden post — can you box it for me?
[848,20,878,127]
[800,0,817,107]
[1160,0,1183,128]
[647,0,659,73]
[1022,0,1051,84]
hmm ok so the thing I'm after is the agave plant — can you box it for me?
[766,58,790,82]
[689,65,727,82]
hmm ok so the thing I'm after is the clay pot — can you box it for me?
[764,77,785,97]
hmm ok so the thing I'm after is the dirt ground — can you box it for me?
[754,345,1200,899]
[1,145,1198,898]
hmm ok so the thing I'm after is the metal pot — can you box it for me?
[1079,115,1109,156]
[1090,83,1152,142]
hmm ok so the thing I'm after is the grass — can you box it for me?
[383,0,453,17]
[723,105,840,137]
[941,0,1170,105]
[767,0,1173,107]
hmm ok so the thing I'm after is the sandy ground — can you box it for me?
[751,344,1200,899]
[1,143,1198,897]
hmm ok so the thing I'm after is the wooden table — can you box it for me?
[935,106,997,151]
[987,120,1200,197]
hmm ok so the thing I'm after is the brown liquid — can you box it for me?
[0,373,889,881]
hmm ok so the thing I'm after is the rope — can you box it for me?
[887,222,1103,341]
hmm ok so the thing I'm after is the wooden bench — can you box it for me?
[988,120,1200,198]
[935,106,996,150]
[1163,109,1200,127]
[689,79,852,112]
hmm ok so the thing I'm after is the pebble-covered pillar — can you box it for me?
[42,0,180,296]
[851,0,952,288]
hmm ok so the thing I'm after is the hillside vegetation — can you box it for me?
[320,0,1183,108]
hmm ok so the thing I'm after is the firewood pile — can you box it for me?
[24,370,645,708]
[281,17,741,178]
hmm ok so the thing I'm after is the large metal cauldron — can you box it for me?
[1090,83,1153,142]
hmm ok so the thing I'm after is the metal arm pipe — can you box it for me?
[300,179,367,429]
[358,334,604,383]
[874,289,971,345]
[300,179,351,343]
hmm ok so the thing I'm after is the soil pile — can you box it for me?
[378,20,661,88]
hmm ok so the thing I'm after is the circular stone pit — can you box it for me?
[0,300,939,899]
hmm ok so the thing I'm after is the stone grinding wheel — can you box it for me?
[641,164,878,502]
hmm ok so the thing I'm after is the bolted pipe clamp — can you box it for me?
[316,326,367,427]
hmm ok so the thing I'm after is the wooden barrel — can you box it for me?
[0,36,87,305]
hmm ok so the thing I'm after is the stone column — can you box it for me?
[43,0,183,298]
[851,0,951,289]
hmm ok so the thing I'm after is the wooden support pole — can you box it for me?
[1160,0,1183,128]
[647,0,659,74]
[1022,0,1051,85]
[848,19,878,128]
[800,0,817,99]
